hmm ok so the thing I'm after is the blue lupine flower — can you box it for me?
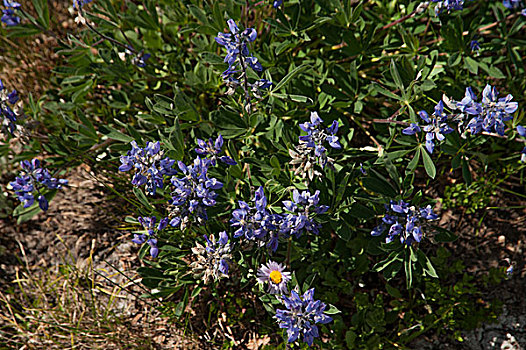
[273,0,283,7]
[231,187,329,251]
[168,157,223,230]
[230,187,287,251]
[290,112,341,180]
[132,216,169,258]
[9,159,68,211]
[195,134,237,166]
[431,0,466,15]
[416,101,455,154]
[275,288,333,347]
[455,85,518,136]
[299,112,341,155]
[1,0,20,26]
[371,200,438,246]
[0,79,20,134]
[132,51,151,68]
[215,19,271,102]
[231,186,269,241]
[119,141,177,195]
[281,189,328,238]
[469,40,480,52]
[503,0,522,9]
[72,0,92,9]
[190,231,232,283]
[402,123,421,135]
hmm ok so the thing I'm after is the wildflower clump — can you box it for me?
[289,112,341,181]
[168,157,223,230]
[118,141,177,195]
[190,231,231,284]
[403,101,454,154]
[9,159,68,211]
[0,79,22,136]
[275,288,333,347]
[281,189,329,238]
[215,19,272,109]
[194,134,236,166]
[131,216,169,258]
[1,0,21,26]
[430,0,467,15]
[451,85,518,136]
[371,200,438,245]
[231,187,329,251]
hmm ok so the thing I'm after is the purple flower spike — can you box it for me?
[371,200,439,246]
[275,288,333,347]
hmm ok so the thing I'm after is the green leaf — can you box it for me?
[133,187,153,211]
[385,283,402,298]
[464,56,478,75]
[271,93,311,103]
[487,66,505,79]
[167,118,185,160]
[461,157,472,185]
[372,83,401,101]
[390,59,405,95]
[6,24,41,38]
[407,148,421,172]
[362,177,398,197]
[100,125,134,143]
[272,64,310,92]
[417,250,438,278]
[404,253,413,289]
[324,304,341,315]
[32,0,50,29]
[420,146,436,179]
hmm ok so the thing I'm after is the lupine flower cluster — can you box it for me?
[132,216,168,258]
[289,112,341,181]
[168,157,223,230]
[275,288,333,347]
[255,260,333,346]
[403,85,519,154]
[451,85,518,136]
[190,231,232,284]
[230,187,328,251]
[195,135,236,166]
[503,0,526,15]
[118,141,177,195]
[231,186,269,241]
[215,19,272,109]
[0,79,21,135]
[430,0,467,15]
[371,200,438,246]
[273,0,283,7]
[403,100,454,154]
[9,159,68,211]
[1,0,20,26]
[281,189,329,238]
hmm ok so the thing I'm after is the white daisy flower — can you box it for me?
[256,261,291,294]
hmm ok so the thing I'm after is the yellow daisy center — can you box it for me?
[269,270,282,284]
